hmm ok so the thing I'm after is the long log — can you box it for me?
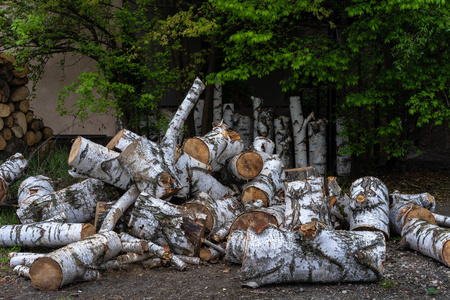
[240,224,385,288]
[390,190,436,212]
[307,119,327,176]
[230,204,285,236]
[29,231,122,290]
[274,115,294,169]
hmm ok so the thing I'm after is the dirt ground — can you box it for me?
[2,131,450,299]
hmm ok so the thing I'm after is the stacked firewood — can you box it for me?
[0,53,53,155]
[2,77,450,291]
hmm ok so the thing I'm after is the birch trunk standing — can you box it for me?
[0,222,95,247]
[253,136,275,155]
[283,177,330,229]
[251,96,263,140]
[29,231,122,290]
[16,178,117,224]
[194,99,205,136]
[402,218,450,267]
[232,113,253,150]
[212,82,223,125]
[289,96,314,168]
[336,118,351,176]
[274,115,294,169]
[308,119,327,176]
[68,136,132,190]
[349,176,390,239]
[222,103,234,128]
[257,107,274,141]
[390,191,436,212]
[241,224,385,288]
[389,202,436,236]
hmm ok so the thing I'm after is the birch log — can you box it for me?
[106,128,141,152]
[194,99,205,136]
[284,166,319,182]
[402,218,450,267]
[29,231,122,290]
[17,175,56,208]
[16,178,117,224]
[241,224,385,288]
[212,82,223,125]
[225,229,247,264]
[252,96,263,140]
[241,155,285,207]
[328,176,352,229]
[10,254,46,268]
[257,107,274,141]
[390,190,436,212]
[0,152,27,203]
[222,103,234,128]
[227,150,270,182]
[182,123,244,172]
[199,247,222,262]
[68,136,132,190]
[336,118,351,176]
[232,113,253,150]
[253,136,275,155]
[389,202,436,236]
[433,213,450,228]
[0,222,95,247]
[230,204,285,235]
[283,177,330,230]
[289,96,314,168]
[128,193,161,241]
[349,176,390,239]
[13,265,30,279]
[308,119,327,176]
[274,115,294,169]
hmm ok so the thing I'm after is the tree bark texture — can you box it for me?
[274,115,294,169]
[253,136,275,155]
[307,119,327,176]
[251,96,263,140]
[212,82,223,125]
[194,99,204,136]
[389,202,436,236]
[232,113,253,150]
[390,191,436,213]
[289,96,314,168]
[284,166,319,182]
[222,103,234,129]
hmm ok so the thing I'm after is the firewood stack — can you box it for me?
[2,77,450,291]
[0,53,53,157]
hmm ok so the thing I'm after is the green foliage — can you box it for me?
[427,287,440,295]
[379,279,397,289]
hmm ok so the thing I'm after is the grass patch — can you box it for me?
[379,280,396,289]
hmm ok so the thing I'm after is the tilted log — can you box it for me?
[283,177,330,230]
[240,223,385,288]
[184,192,243,239]
[390,190,436,212]
[29,231,122,290]
[252,136,275,155]
[227,150,270,182]
[389,202,436,236]
[16,178,118,224]
[274,115,294,169]
[0,152,28,204]
[106,128,141,152]
[307,119,327,176]
[183,123,244,172]
[433,213,450,228]
[0,222,95,247]
[349,176,390,239]
[289,96,314,168]
[68,136,133,190]
[402,218,450,267]
[93,201,132,233]
[284,166,319,182]
[241,155,285,207]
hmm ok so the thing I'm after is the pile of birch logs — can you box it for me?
[0,53,53,155]
[2,77,450,291]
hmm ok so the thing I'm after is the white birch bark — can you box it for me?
[336,118,351,176]
[225,229,247,264]
[16,178,115,224]
[328,176,352,229]
[402,218,450,267]
[284,166,319,182]
[128,193,161,241]
[0,222,95,247]
[433,213,450,228]
[241,155,285,207]
[13,265,31,279]
[0,152,28,185]
[222,103,234,128]
[289,96,314,168]
[308,119,327,176]
[390,190,436,212]
[10,254,46,268]
[121,241,149,254]
[232,113,253,150]
[349,176,390,239]
[99,185,140,233]
[212,82,223,125]
[194,99,205,136]
[106,128,141,152]
[241,224,385,287]
[17,175,56,208]
[227,150,270,182]
[389,202,436,236]
[253,136,275,155]
[274,115,294,169]
[29,231,122,290]
[116,252,152,264]
[251,96,263,140]
[283,177,330,229]
[68,136,132,190]
[257,107,274,141]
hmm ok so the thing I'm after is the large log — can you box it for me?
[18,175,57,209]
[389,202,436,236]
[240,224,385,287]
[0,153,28,204]
[252,136,275,155]
[229,204,285,236]
[106,128,141,152]
[274,115,294,169]
[29,231,122,290]
[289,96,314,168]
[307,119,327,176]
[0,222,95,247]
[227,150,270,182]
[390,190,436,212]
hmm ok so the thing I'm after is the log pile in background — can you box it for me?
[2,77,450,291]
[0,53,53,157]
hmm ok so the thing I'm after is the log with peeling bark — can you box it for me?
[289,96,314,168]
[213,82,223,125]
[230,204,285,236]
[222,103,234,128]
[0,222,95,248]
[29,231,122,290]
[349,176,390,239]
[284,166,319,182]
[253,136,275,155]
[307,119,327,176]
[183,192,243,239]
[232,113,253,150]
[241,155,285,207]
[68,136,132,190]
[240,223,385,287]
[0,152,28,185]
[16,178,118,224]
[390,190,436,212]
[402,218,450,267]
[389,202,436,236]
[252,96,263,140]
[183,123,244,172]
[227,150,270,182]
[283,177,330,229]
[274,115,294,169]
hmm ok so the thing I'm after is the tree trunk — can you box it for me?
[194,99,204,136]
[212,82,223,125]
[390,191,436,212]
[289,96,314,168]
[251,96,263,140]
[232,113,253,150]
[227,150,270,182]
[253,136,275,155]
[274,115,294,169]
[389,202,436,236]
[308,119,327,176]
[222,103,234,128]
[257,107,274,141]
[225,229,247,264]
[328,176,352,229]
[230,204,285,236]
[241,224,385,288]
[0,222,95,247]
[349,176,390,239]
[29,231,122,290]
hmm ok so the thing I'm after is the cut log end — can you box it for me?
[106,129,125,150]
[30,257,62,290]
[183,202,214,233]
[444,241,450,266]
[403,206,436,226]
[68,136,82,165]
[241,187,269,207]
[222,129,241,142]
[182,138,210,165]
[236,152,263,179]
[230,211,277,235]
[81,223,96,240]
[356,194,366,203]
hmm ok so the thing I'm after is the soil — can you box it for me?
[2,132,450,299]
